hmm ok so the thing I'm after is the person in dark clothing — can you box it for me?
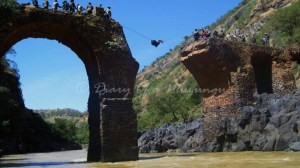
[219,30,225,38]
[151,40,164,47]
[69,0,76,13]
[53,0,61,12]
[32,0,39,8]
[62,0,69,11]
[193,29,200,41]
[86,2,94,15]
[213,30,219,37]
[104,7,112,19]
[262,33,270,46]
[43,0,50,9]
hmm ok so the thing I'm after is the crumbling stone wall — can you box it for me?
[0,6,139,162]
[272,61,296,96]
[231,65,256,106]
[181,38,300,111]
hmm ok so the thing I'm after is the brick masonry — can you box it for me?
[181,38,300,112]
[0,6,139,162]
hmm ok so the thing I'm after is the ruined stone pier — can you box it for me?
[181,38,300,111]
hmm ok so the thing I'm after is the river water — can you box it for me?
[1,150,300,168]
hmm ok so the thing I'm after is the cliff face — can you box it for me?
[223,0,297,43]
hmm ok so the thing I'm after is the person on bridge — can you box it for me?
[193,29,200,41]
[52,0,62,12]
[42,0,50,9]
[32,0,39,8]
[62,0,69,11]
[204,29,211,38]
[104,7,112,19]
[86,2,94,15]
[151,40,164,47]
[77,4,86,14]
[69,0,76,13]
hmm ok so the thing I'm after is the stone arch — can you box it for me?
[0,7,139,162]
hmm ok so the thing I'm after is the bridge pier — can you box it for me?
[100,99,138,162]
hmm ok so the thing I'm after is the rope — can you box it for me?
[121,24,188,46]
[121,24,153,41]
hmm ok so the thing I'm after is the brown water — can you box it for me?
[1,150,300,168]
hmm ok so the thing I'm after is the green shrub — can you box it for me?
[259,1,300,46]
[75,122,89,144]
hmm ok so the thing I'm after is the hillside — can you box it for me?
[34,108,82,122]
[134,0,300,131]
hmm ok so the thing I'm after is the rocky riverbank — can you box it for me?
[138,91,300,153]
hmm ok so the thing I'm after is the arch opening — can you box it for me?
[251,53,273,94]
[10,38,89,111]
[1,37,91,154]
[0,21,100,160]
[0,22,95,65]
[0,9,140,162]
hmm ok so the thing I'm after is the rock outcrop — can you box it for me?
[224,0,295,43]
[138,91,300,152]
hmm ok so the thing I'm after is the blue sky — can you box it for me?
[8,0,242,111]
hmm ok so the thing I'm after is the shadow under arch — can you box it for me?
[251,51,273,94]
[0,7,139,162]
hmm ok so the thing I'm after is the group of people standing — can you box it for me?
[192,26,270,46]
[225,33,270,46]
[193,29,211,41]
[31,0,111,19]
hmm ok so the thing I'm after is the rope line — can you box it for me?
[121,24,153,41]
[121,24,188,46]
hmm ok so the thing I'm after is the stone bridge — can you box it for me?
[0,6,139,162]
[181,38,300,111]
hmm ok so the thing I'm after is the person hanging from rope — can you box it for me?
[151,40,164,47]
[121,24,166,48]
